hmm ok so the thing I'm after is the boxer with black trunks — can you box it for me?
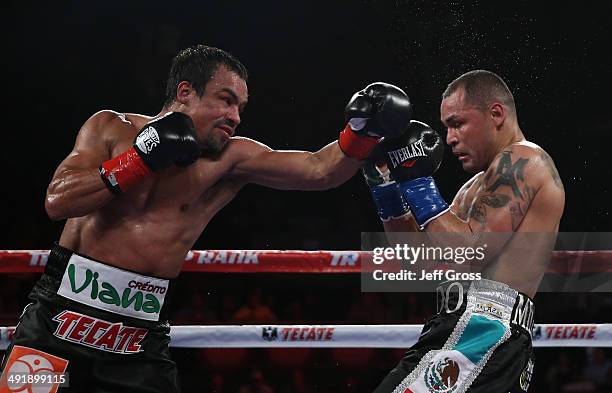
[363,70,565,392]
[0,45,412,392]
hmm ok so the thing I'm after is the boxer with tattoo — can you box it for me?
[364,70,564,392]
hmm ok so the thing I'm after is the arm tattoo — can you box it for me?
[540,151,564,189]
[509,202,524,231]
[472,149,539,229]
[509,184,535,230]
[485,151,529,198]
[469,193,511,225]
[456,201,469,221]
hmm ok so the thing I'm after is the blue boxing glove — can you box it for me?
[362,152,408,221]
[376,120,449,227]
[397,176,448,227]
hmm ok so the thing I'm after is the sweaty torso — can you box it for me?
[450,142,564,297]
[60,113,244,278]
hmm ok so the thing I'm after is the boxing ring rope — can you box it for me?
[1,250,611,349]
[2,249,611,274]
[1,324,610,349]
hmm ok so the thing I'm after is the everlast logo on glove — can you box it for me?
[58,254,168,321]
[135,126,160,154]
[387,140,426,169]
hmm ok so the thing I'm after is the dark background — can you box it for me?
[2,1,611,392]
[3,0,610,249]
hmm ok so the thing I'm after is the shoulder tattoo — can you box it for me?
[539,151,564,189]
[485,150,528,198]
[469,149,537,230]
[469,193,511,225]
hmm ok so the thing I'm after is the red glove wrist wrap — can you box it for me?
[338,125,380,160]
[99,147,152,193]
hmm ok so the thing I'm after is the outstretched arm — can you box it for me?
[228,82,413,191]
[228,137,361,190]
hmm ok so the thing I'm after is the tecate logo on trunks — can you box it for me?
[57,254,168,321]
[52,311,148,354]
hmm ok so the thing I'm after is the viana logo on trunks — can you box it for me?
[135,126,160,154]
[423,357,460,393]
[58,254,169,321]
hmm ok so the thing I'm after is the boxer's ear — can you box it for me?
[490,102,506,128]
[176,81,193,105]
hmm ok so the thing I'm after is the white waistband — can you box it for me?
[56,254,169,321]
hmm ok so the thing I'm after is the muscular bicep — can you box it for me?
[228,138,357,190]
[467,148,542,232]
[45,111,123,219]
[53,111,116,176]
[231,147,326,190]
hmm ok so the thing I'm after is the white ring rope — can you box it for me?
[1,324,611,350]
[1,250,610,350]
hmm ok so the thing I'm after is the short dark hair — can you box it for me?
[163,45,248,108]
[443,70,516,116]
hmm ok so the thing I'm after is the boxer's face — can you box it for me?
[441,88,497,173]
[182,65,248,152]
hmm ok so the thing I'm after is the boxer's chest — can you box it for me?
[131,160,235,213]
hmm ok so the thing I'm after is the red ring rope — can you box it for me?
[0,250,610,273]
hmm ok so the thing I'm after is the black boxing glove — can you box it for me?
[377,120,449,227]
[339,82,412,160]
[99,112,200,193]
[380,120,444,181]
